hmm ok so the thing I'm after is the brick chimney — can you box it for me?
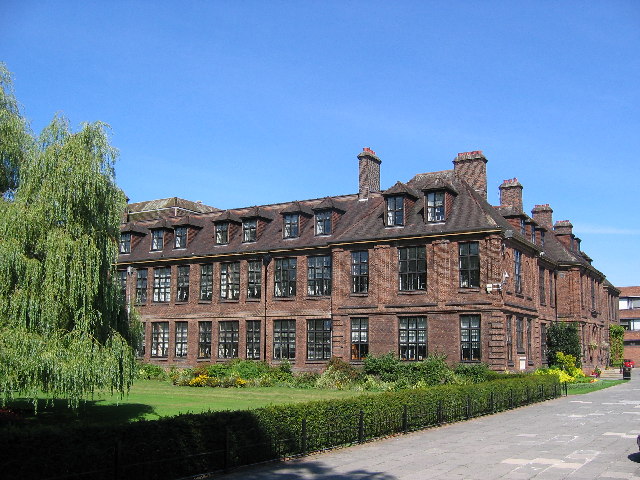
[358,147,381,199]
[453,150,488,199]
[554,220,573,235]
[499,178,523,212]
[531,204,553,228]
[554,220,574,250]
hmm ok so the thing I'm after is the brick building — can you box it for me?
[618,286,640,365]
[117,149,619,372]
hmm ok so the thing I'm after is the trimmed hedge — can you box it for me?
[0,375,559,480]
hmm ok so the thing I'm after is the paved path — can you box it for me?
[218,377,640,479]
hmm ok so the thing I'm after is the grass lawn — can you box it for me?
[566,379,626,395]
[5,380,363,427]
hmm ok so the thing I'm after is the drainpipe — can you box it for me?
[263,255,272,362]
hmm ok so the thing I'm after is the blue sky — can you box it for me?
[1,1,638,287]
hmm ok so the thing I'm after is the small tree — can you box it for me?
[547,322,582,367]
[609,324,625,366]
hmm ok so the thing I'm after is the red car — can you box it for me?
[624,359,635,368]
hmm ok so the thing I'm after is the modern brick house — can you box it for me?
[117,149,619,372]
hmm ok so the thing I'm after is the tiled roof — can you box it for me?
[619,286,640,297]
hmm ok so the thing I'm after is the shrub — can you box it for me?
[363,353,400,381]
[455,362,492,383]
[136,362,168,380]
[547,322,581,367]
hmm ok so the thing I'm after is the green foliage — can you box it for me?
[609,324,624,366]
[0,64,31,196]
[0,63,137,407]
[454,362,492,383]
[547,322,582,367]
[0,376,559,479]
[136,362,168,380]
[363,352,401,381]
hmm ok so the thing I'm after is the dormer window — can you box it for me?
[174,226,187,249]
[531,227,536,244]
[283,214,299,238]
[315,210,331,235]
[216,222,229,244]
[520,218,526,235]
[540,230,545,247]
[151,230,164,251]
[426,192,444,222]
[386,196,404,226]
[243,219,257,242]
[120,232,131,254]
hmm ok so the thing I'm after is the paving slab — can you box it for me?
[217,378,640,479]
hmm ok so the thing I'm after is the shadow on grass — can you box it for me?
[3,397,156,427]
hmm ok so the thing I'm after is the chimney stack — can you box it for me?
[531,204,553,228]
[358,147,381,199]
[499,178,523,212]
[553,220,573,236]
[453,150,488,199]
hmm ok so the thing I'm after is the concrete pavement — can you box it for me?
[217,377,640,479]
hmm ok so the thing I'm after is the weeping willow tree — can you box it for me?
[0,63,138,408]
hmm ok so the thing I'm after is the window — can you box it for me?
[531,227,536,244]
[246,320,261,359]
[460,315,480,361]
[199,264,213,301]
[216,222,229,244]
[399,316,426,361]
[426,191,445,222]
[351,251,369,294]
[398,246,426,291]
[220,262,240,300]
[539,268,546,305]
[151,230,164,251]
[198,321,212,359]
[459,242,480,288]
[307,319,332,360]
[218,321,239,358]
[315,210,331,235]
[176,265,189,302]
[514,249,522,294]
[247,260,262,299]
[136,269,148,304]
[540,230,545,247]
[120,232,131,254]
[386,196,404,226]
[174,227,187,249]
[118,270,127,301]
[527,319,532,361]
[175,321,188,357]
[151,322,169,357]
[274,258,297,297]
[273,319,296,360]
[590,278,596,311]
[350,318,369,360]
[153,267,171,303]
[540,323,548,365]
[307,255,331,296]
[506,316,513,364]
[138,322,146,357]
[520,218,526,235]
[243,219,257,242]
[516,317,524,353]
[283,214,299,238]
